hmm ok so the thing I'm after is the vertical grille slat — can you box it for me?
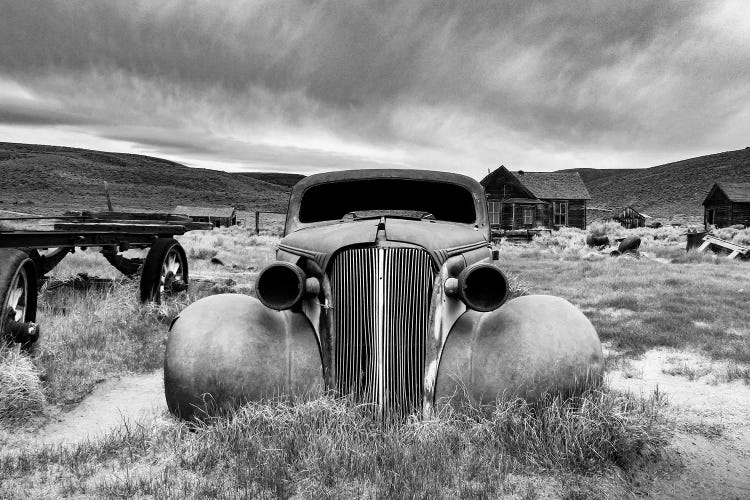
[331,247,432,416]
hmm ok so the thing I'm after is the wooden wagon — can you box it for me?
[0,211,211,349]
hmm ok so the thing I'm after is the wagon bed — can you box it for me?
[0,210,212,349]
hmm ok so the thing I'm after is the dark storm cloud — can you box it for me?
[102,125,407,172]
[0,100,95,126]
[0,0,747,171]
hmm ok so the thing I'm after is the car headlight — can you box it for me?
[445,262,508,312]
[256,262,309,310]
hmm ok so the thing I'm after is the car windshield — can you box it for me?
[297,179,477,224]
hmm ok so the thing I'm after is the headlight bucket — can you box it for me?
[256,262,307,310]
[452,262,508,312]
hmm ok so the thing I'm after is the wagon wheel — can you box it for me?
[140,238,189,303]
[0,249,39,350]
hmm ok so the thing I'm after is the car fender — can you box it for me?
[434,294,603,406]
[164,293,323,420]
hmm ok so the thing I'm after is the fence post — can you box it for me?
[255,211,260,235]
[104,182,113,212]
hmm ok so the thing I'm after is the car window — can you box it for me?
[297,179,477,224]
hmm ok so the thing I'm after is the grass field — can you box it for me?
[507,225,750,366]
[1,225,749,498]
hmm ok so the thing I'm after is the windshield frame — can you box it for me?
[284,169,489,237]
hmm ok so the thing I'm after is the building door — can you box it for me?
[706,209,715,226]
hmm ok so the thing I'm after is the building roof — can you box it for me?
[706,182,750,203]
[515,172,591,200]
[498,197,548,205]
[173,206,236,218]
[481,166,591,200]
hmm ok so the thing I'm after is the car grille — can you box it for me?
[330,247,433,416]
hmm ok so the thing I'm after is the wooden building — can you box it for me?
[613,206,651,229]
[173,206,237,228]
[702,182,750,228]
[481,166,591,230]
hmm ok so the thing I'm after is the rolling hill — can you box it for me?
[235,172,305,189]
[3,141,749,222]
[563,148,750,220]
[0,142,299,214]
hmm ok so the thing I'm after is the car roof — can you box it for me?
[292,168,483,192]
[284,168,488,235]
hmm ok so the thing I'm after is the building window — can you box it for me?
[553,201,568,226]
[523,208,534,226]
[488,201,501,225]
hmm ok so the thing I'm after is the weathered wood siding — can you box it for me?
[494,200,586,229]
[704,189,732,227]
[508,204,549,228]
[614,206,646,228]
[539,203,551,228]
[567,200,587,229]
[484,170,532,201]
[731,202,750,226]
[483,169,587,229]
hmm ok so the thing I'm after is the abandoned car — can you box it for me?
[164,169,603,419]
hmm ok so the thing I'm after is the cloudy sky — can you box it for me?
[1,1,749,177]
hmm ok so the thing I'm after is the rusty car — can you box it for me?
[164,169,603,419]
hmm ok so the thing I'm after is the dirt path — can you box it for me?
[608,348,750,499]
[7,347,750,499]
[34,370,165,446]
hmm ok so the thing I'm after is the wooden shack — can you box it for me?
[702,182,750,228]
[613,206,651,229]
[173,206,237,228]
[481,166,591,230]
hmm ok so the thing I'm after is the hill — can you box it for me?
[235,172,305,189]
[5,141,749,222]
[563,148,750,220]
[0,142,299,214]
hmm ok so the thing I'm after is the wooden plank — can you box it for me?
[0,231,167,249]
[697,240,711,252]
[703,235,749,253]
[64,210,193,222]
[66,211,212,231]
[62,219,210,231]
[53,222,188,234]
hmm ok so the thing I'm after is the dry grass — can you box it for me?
[35,282,192,407]
[713,226,750,246]
[0,389,669,499]
[0,226,281,413]
[5,224,748,497]
[177,226,280,277]
[500,243,750,366]
[527,223,750,264]
[235,211,286,236]
[0,345,46,425]
[187,245,218,260]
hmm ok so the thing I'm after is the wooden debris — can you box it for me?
[696,234,750,259]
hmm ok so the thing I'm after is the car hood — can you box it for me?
[277,218,490,270]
